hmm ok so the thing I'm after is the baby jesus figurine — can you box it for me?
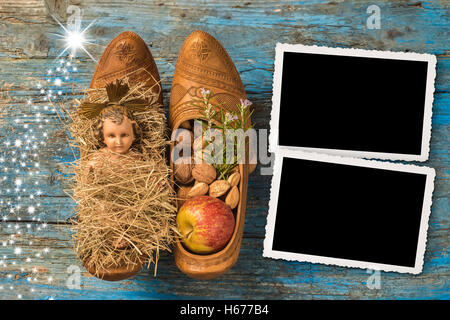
[85,105,143,249]
[73,80,176,281]
[78,80,148,177]
[90,105,141,161]
[97,106,137,157]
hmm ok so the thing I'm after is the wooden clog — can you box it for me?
[81,31,162,281]
[169,30,251,280]
[83,258,143,282]
[90,31,162,104]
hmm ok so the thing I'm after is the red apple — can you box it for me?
[177,195,235,254]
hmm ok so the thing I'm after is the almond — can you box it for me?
[225,186,240,209]
[192,162,216,184]
[209,180,230,198]
[187,182,209,198]
[227,172,240,187]
[177,186,191,207]
[174,159,193,184]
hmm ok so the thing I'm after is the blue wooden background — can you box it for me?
[0,0,448,300]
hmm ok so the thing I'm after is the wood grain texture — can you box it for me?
[0,0,448,299]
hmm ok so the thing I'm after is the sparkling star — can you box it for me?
[50,15,97,62]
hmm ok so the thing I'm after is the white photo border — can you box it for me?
[268,43,437,162]
[263,149,435,274]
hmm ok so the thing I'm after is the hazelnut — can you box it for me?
[173,128,193,147]
[174,158,193,184]
[177,186,191,207]
[192,162,216,184]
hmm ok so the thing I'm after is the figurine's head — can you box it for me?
[95,105,142,154]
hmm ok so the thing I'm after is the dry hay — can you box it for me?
[64,73,178,277]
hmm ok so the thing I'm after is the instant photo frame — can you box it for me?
[269,44,436,161]
[263,150,435,274]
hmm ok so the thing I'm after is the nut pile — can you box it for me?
[173,121,241,210]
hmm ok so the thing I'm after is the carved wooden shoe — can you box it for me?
[170,30,251,280]
[90,31,162,104]
[82,31,162,281]
[83,257,142,282]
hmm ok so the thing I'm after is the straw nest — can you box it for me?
[66,78,178,277]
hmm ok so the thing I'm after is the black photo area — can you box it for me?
[278,52,428,155]
[272,157,427,267]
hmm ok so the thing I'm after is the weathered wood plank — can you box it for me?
[0,222,448,299]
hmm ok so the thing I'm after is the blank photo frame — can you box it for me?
[263,150,435,274]
[269,44,436,161]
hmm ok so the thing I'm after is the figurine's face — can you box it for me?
[102,116,135,154]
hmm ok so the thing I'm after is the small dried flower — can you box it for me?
[225,113,238,123]
[240,99,252,108]
[224,112,233,126]
[192,91,254,180]
[200,88,210,98]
